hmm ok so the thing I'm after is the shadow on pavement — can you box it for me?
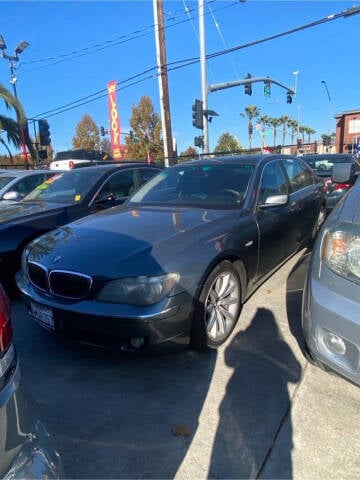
[12,301,217,479]
[209,308,301,479]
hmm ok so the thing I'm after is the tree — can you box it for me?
[179,146,198,162]
[299,125,308,144]
[289,118,298,145]
[214,132,242,154]
[279,115,291,146]
[305,127,316,143]
[268,117,282,146]
[259,115,271,148]
[240,105,260,149]
[72,114,100,151]
[0,83,36,162]
[125,96,164,162]
[100,137,112,156]
[321,133,336,147]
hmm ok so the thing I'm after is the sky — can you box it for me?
[0,0,359,157]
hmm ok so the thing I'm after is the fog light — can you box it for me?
[130,337,146,349]
[323,332,346,355]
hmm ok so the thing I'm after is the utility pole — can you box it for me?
[153,0,175,166]
[199,0,209,154]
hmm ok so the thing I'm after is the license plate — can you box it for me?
[30,302,55,330]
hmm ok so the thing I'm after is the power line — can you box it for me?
[32,5,359,120]
[19,0,238,75]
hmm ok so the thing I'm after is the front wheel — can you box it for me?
[190,260,242,351]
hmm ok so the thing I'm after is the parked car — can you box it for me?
[0,282,62,478]
[17,154,326,351]
[301,153,359,212]
[0,169,55,204]
[0,162,162,290]
[49,148,113,170]
[302,166,360,387]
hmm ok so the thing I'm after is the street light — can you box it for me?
[0,35,30,165]
[321,80,332,135]
[292,70,299,96]
[0,34,29,98]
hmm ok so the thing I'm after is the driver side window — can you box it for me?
[259,162,288,203]
[99,170,137,200]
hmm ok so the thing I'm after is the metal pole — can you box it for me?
[9,59,18,98]
[321,80,331,135]
[153,0,174,166]
[199,0,209,154]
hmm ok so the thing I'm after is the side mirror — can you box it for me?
[94,191,117,208]
[332,163,354,183]
[260,194,289,208]
[2,191,22,201]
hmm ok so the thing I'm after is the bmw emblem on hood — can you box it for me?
[52,255,62,265]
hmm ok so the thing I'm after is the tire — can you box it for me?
[190,260,242,351]
[311,204,327,242]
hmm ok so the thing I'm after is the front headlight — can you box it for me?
[321,223,360,282]
[97,273,180,305]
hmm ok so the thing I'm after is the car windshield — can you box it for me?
[22,169,104,203]
[128,163,254,208]
[0,176,15,189]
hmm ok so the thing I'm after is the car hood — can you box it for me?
[28,205,243,277]
[0,201,74,224]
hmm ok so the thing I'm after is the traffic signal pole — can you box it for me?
[199,0,210,154]
[208,76,295,95]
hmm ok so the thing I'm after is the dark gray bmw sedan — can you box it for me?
[16,155,326,351]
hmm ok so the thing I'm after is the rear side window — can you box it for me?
[282,159,314,192]
[139,168,162,185]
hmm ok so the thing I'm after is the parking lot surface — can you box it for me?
[11,249,360,479]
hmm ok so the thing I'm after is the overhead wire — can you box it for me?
[18,0,233,74]
[32,5,353,120]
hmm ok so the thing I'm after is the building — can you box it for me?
[334,109,360,154]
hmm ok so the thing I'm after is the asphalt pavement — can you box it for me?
[11,249,360,479]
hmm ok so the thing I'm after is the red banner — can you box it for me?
[107,80,122,160]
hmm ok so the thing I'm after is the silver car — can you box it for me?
[0,282,62,478]
[0,170,55,204]
[302,165,360,386]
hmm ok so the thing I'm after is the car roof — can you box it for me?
[0,169,54,178]
[49,162,163,176]
[174,154,297,166]
[302,153,355,160]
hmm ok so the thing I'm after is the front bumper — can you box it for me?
[302,265,360,386]
[17,272,194,350]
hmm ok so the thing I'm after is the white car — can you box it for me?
[50,149,113,170]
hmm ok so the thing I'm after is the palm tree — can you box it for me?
[240,105,260,149]
[268,117,282,146]
[288,119,298,145]
[259,115,270,148]
[0,83,36,161]
[279,115,291,146]
[299,125,308,144]
[306,127,316,143]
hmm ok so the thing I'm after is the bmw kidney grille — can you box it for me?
[28,261,92,299]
